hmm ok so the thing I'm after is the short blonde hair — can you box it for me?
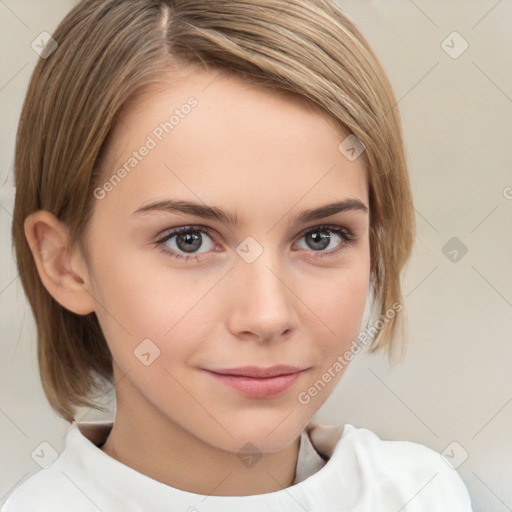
[11,0,415,423]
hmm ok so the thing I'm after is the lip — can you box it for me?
[204,365,307,398]
[208,365,306,378]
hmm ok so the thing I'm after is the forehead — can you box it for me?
[94,65,368,224]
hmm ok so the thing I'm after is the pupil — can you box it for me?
[309,231,329,250]
[178,232,201,253]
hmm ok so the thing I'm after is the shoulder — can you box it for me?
[0,421,112,512]
[1,459,86,512]
[0,456,103,512]
[1,424,109,512]
[309,423,473,511]
[1,464,68,511]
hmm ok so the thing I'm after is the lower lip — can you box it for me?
[205,371,304,398]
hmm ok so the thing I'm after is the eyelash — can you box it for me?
[154,224,356,262]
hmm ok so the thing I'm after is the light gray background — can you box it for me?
[1,1,511,511]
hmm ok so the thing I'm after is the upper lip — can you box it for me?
[206,365,306,378]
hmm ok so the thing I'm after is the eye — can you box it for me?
[154,224,356,262]
[155,226,217,261]
[295,224,356,258]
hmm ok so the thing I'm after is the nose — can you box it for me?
[225,249,299,343]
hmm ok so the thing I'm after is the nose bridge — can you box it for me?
[237,238,289,304]
[228,237,296,338]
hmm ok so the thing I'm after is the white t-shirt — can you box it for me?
[1,421,473,511]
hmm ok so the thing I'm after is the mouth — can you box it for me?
[203,365,308,398]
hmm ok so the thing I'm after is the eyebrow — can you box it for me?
[131,198,368,226]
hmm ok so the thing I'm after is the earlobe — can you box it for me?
[23,210,96,315]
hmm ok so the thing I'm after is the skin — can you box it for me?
[24,63,370,496]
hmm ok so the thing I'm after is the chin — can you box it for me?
[204,414,307,455]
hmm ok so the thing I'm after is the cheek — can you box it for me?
[310,259,370,354]
[90,255,216,369]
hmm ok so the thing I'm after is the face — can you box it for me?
[81,64,370,454]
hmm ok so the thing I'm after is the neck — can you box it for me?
[100,380,301,496]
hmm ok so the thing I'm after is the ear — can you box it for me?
[23,210,96,315]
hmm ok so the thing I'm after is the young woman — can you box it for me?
[4,0,472,510]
